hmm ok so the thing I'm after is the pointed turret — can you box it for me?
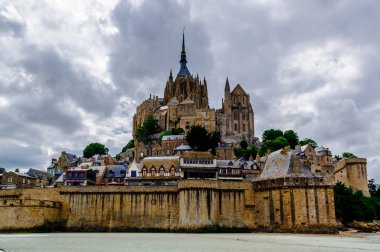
[225,77,230,93]
[177,30,191,77]
[203,77,208,95]
[169,69,173,82]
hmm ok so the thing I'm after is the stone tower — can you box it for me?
[219,78,254,142]
[163,31,209,109]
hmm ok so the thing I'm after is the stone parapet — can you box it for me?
[253,177,331,191]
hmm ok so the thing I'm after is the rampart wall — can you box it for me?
[334,158,370,197]
[0,180,336,233]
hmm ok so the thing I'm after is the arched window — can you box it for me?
[150,167,156,177]
[159,166,165,176]
[170,166,176,176]
[142,167,147,177]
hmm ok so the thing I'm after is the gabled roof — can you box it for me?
[167,97,179,106]
[180,98,195,105]
[257,148,316,180]
[26,168,53,180]
[231,84,248,96]
[64,152,77,163]
[216,160,240,168]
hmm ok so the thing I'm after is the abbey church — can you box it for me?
[133,33,254,143]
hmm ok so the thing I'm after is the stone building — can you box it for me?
[161,135,186,155]
[132,32,254,145]
[216,79,254,143]
[1,171,37,189]
[253,147,336,231]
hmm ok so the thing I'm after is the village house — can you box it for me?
[26,168,54,187]
[1,170,37,189]
[179,151,217,179]
[138,156,180,185]
[64,168,96,186]
[161,135,186,155]
[101,165,127,186]
[216,160,243,180]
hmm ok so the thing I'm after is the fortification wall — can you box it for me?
[0,180,336,233]
[61,186,179,231]
[334,158,370,197]
[177,180,250,230]
[0,188,65,231]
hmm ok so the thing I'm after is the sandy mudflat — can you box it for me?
[0,232,379,252]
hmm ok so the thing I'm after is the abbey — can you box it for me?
[133,32,254,143]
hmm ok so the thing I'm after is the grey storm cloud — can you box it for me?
[0,0,380,181]
[110,0,213,102]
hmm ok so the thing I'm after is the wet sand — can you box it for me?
[1,232,379,252]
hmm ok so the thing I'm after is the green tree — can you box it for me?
[259,136,289,156]
[209,131,221,152]
[186,126,220,152]
[186,125,210,151]
[283,130,299,149]
[121,140,135,153]
[368,179,380,197]
[342,152,357,158]
[234,147,244,159]
[171,127,185,135]
[135,116,161,144]
[246,145,258,159]
[334,182,379,223]
[83,143,108,158]
[240,139,248,149]
[262,129,283,142]
[299,138,318,148]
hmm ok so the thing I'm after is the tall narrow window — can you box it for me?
[159,166,165,176]
[142,167,147,177]
[150,167,156,177]
[170,166,176,176]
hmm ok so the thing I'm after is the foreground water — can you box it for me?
[0,232,380,252]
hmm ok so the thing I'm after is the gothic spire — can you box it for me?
[169,69,173,81]
[225,77,230,93]
[177,29,191,77]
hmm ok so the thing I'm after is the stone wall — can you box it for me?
[0,189,63,231]
[334,158,370,197]
[0,180,336,233]
[61,186,179,231]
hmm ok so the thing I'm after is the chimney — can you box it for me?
[293,155,300,174]
[15,168,20,173]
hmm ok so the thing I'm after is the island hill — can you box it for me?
[0,33,371,233]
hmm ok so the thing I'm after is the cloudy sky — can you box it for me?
[0,0,379,181]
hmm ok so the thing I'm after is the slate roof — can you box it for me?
[104,165,127,178]
[162,135,185,141]
[216,160,240,168]
[174,144,192,151]
[180,151,214,159]
[0,167,5,174]
[257,148,316,180]
[65,153,77,163]
[26,168,53,180]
